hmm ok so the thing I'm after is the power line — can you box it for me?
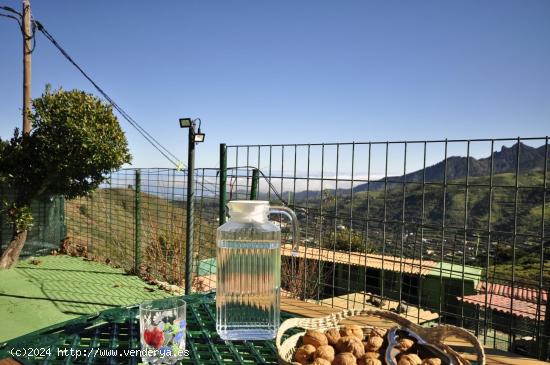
[0,5,21,16]
[0,6,35,52]
[226,166,289,205]
[0,7,22,29]
[32,20,184,168]
[3,6,226,201]
[30,19,229,199]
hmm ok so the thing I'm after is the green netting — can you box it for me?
[0,192,65,259]
[0,293,298,365]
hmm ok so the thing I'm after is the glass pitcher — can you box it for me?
[216,200,299,340]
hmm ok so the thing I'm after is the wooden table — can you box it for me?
[281,298,549,365]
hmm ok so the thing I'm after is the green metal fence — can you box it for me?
[3,136,549,361]
[64,168,219,288]
[217,137,550,361]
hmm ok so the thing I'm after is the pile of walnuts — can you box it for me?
[292,326,442,365]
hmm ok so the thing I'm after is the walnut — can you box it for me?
[303,330,329,348]
[397,338,415,351]
[421,359,442,365]
[311,358,332,365]
[336,335,361,351]
[333,352,357,365]
[364,351,380,359]
[293,344,316,365]
[325,328,341,346]
[337,335,365,358]
[369,327,387,338]
[340,324,364,340]
[314,345,335,363]
[364,335,384,352]
[398,353,422,365]
[357,355,383,365]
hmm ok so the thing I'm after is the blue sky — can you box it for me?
[1,0,549,169]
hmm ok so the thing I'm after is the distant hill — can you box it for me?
[289,142,548,202]
[290,142,549,239]
[353,142,548,192]
[287,142,550,285]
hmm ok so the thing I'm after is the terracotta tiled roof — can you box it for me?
[281,244,437,275]
[461,293,546,321]
[476,282,548,304]
[461,282,547,321]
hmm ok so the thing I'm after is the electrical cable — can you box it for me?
[33,20,183,168]
[4,9,225,214]
[0,11,22,29]
[0,5,22,16]
[226,166,289,205]
[28,17,36,53]
[4,14,224,198]
[0,6,36,52]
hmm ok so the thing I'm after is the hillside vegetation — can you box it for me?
[292,143,549,287]
[64,142,549,288]
[65,187,217,285]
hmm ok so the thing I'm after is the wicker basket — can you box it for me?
[276,308,485,365]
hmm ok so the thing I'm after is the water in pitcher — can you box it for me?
[216,200,299,341]
[216,240,281,340]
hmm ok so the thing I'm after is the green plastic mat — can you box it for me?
[0,293,481,365]
[0,293,298,364]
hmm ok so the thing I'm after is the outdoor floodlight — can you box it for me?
[179,117,205,143]
[179,118,193,128]
[194,130,205,143]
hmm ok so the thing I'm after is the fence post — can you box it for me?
[219,143,227,225]
[134,169,141,274]
[250,168,259,200]
[185,131,196,295]
[60,196,66,240]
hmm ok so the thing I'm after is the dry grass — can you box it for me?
[282,256,331,300]
[65,187,217,286]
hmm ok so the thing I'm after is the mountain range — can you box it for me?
[355,142,548,191]
[289,142,548,201]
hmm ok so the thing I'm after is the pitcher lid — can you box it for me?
[227,200,269,223]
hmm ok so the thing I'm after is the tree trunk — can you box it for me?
[0,228,28,269]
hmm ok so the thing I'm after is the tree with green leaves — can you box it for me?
[0,86,131,268]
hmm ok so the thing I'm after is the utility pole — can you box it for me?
[22,0,32,134]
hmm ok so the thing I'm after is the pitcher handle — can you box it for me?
[269,206,300,257]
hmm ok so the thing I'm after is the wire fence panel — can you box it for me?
[65,169,137,272]
[223,137,549,360]
[64,168,219,289]
[190,168,220,292]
